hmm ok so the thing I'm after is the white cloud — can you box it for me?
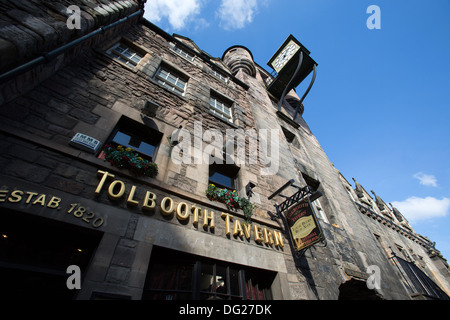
[144,0,202,30]
[391,196,450,223]
[413,172,438,187]
[217,0,259,30]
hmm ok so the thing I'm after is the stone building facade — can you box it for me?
[0,0,449,300]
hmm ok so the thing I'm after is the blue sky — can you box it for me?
[144,0,450,260]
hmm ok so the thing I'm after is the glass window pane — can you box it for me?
[200,263,214,293]
[258,288,264,300]
[210,96,232,120]
[176,81,186,90]
[177,265,193,291]
[209,171,234,190]
[112,131,131,146]
[216,265,227,295]
[149,264,178,290]
[112,131,156,159]
[158,69,168,79]
[246,279,252,299]
[131,55,141,63]
[167,74,177,84]
[109,43,143,68]
[229,268,240,296]
[121,49,132,58]
[252,283,258,300]
[137,142,155,157]
[142,247,275,301]
[155,68,186,94]
[116,44,127,53]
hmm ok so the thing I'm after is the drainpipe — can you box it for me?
[0,9,144,84]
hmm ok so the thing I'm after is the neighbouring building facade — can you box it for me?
[0,0,449,300]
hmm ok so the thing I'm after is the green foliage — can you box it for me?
[101,144,158,178]
[206,184,254,223]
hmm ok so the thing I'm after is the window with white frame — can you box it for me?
[302,173,330,224]
[107,42,143,68]
[311,197,329,224]
[210,69,227,83]
[154,66,187,95]
[173,46,195,61]
[209,94,233,123]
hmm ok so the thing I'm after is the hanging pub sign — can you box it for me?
[284,198,324,252]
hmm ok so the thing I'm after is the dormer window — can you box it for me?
[107,42,144,68]
[210,69,227,83]
[174,46,195,61]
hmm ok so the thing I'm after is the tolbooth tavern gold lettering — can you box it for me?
[95,170,284,248]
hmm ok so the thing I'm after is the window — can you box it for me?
[244,269,274,300]
[394,255,449,300]
[374,233,391,258]
[0,209,102,299]
[107,42,143,68]
[281,126,296,144]
[302,173,329,224]
[142,246,276,300]
[209,163,240,191]
[99,116,163,162]
[209,94,233,123]
[154,66,187,95]
[174,46,195,61]
[210,69,227,83]
[395,244,412,261]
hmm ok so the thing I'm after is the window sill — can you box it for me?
[276,110,300,129]
[207,110,238,129]
[171,48,196,64]
[147,77,189,102]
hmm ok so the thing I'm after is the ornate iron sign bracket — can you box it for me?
[268,179,326,258]
[268,179,322,218]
